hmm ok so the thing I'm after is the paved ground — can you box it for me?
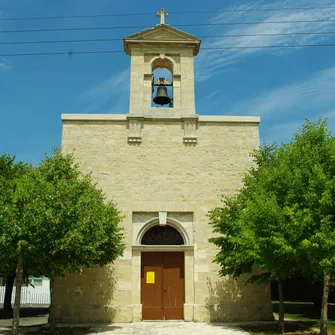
[0,318,251,335]
[72,322,250,335]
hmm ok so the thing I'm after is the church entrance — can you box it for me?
[141,252,184,320]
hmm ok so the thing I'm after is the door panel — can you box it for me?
[141,253,163,320]
[141,252,184,320]
[163,252,184,320]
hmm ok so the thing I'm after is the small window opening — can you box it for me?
[141,225,184,245]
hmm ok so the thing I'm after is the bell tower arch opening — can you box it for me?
[152,58,173,108]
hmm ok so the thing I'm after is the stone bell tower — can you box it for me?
[124,9,200,117]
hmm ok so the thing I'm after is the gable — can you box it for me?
[124,24,200,42]
[123,24,201,56]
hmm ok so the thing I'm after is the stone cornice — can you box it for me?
[61,114,128,121]
[132,245,194,252]
[199,115,260,123]
[62,114,260,124]
[124,40,201,56]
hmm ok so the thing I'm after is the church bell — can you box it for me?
[153,85,171,106]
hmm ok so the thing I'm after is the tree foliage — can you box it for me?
[0,149,125,334]
[209,118,335,335]
[0,154,30,314]
[0,154,30,278]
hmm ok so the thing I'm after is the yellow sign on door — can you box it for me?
[146,271,155,284]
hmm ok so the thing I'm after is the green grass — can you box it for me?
[282,313,335,333]
[240,322,318,335]
[240,302,335,335]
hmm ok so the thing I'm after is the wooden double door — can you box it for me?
[141,252,184,320]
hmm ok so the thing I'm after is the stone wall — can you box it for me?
[53,115,273,323]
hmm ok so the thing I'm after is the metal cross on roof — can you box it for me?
[157,8,168,25]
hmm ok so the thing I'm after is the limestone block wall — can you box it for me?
[129,52,144,112]
[179,51,195,109]
[53,115,273,323]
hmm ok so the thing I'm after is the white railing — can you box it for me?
[0,286,50,305]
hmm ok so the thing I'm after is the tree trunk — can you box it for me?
[49,277,56,334]
[320,271,331,335]
[11,258,23,335]
[278,280,285,334]
[4,274,15,313]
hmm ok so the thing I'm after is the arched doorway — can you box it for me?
[141,225,185,320]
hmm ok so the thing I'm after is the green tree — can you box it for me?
[0,149,125,335]
[209,157,302,333]
[0,154,30,314]
[279,119,335,335]
[209,119,335,335]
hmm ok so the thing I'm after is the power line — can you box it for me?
[2,31,335,45]
[2,43,335,57]
[1,19,335,34]
[0,38,121,45]
[172,6,335,14]
[202,43,335,49]
[0,12,152,21]
[0,50,123,57]
[1,6,335,21]
[5,55,332,70]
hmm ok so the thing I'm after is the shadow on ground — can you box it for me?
[0,308,49,320]
[238,322,317,335]
[0,326,123,334]
[273,302,335,320]
[0,327,91,334]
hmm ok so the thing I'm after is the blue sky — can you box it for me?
[1,0,335,165]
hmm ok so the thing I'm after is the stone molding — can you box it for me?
[127,115,143,143]
[134,215,192,246]
[182,115,198,144]
[199,115,260,123]
[132,245,194,252]
[61,114,260,124]
[61,114,128,121]
[158,211,167,225]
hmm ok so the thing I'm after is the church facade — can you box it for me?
[53,10,273,323]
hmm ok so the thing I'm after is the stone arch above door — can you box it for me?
[133,213,193,246]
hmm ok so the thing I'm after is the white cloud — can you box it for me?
[231,65,335,119]
[262,119,305,144]
[79,68,130,113]
[0,58,12,71]
[263,109,335,144]
[195,0,335,81]
[322,109,335,122]
[197,89,222,112]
